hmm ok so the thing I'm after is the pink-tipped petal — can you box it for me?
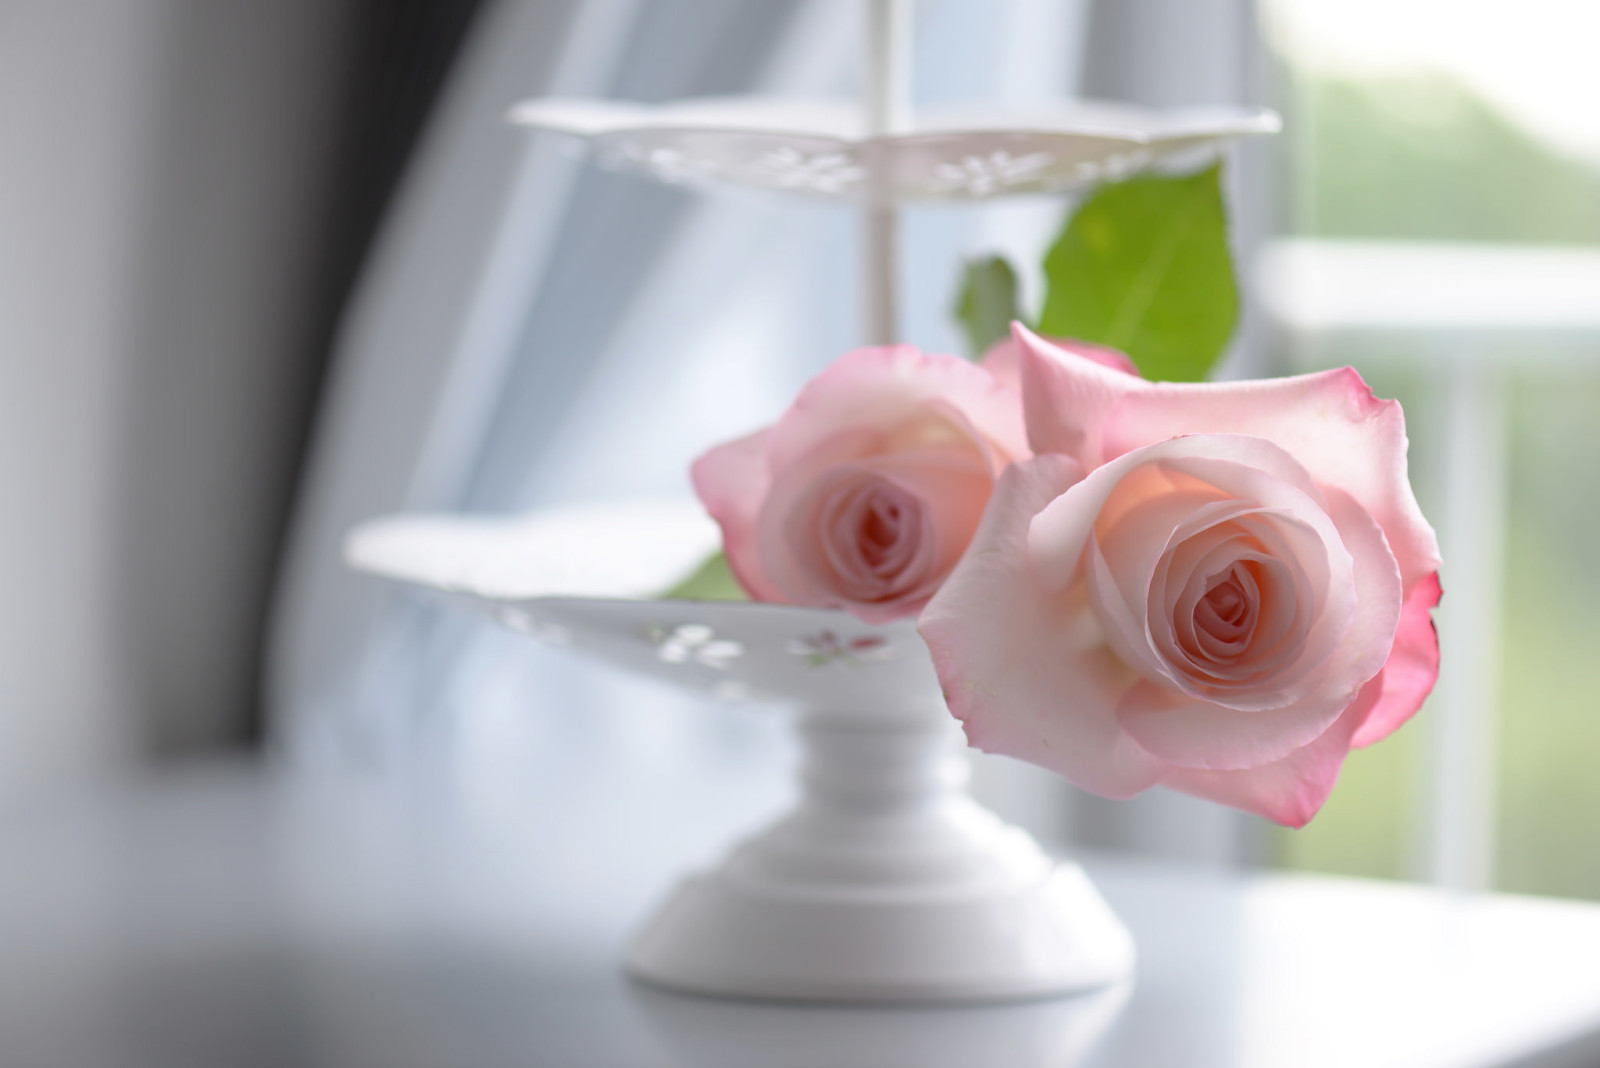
[1104,366,1440,593]
[1160,673,1383,827]
[1014,323,1141,464]
[1351,570,1442,747]
[1016,327,1440,595]
[981,330,1140,392]
[690,428,785,601]
[978,337,1024,390]
[919,454,1167,798]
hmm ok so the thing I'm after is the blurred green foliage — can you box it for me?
[951,166,1240,381]
[1294,75,1600,243]
[1487,375,1600,898]
[952,256,1023,357]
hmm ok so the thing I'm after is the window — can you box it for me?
[1261,0,1600,896]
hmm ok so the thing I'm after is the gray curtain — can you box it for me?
[0,0,479,805]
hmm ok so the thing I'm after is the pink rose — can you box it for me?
[918,326,1442,826]
[691,345,1028,623]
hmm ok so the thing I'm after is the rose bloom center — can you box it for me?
[819,476,929,600]
[859,490,908,573]
[1198,567,1254,641]
[838,482,928,585]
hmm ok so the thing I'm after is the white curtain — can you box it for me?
[268,0,1265,887]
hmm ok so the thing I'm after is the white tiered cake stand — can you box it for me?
[347,0,1275,1004]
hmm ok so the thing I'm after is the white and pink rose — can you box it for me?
[691,345,1031,623]
[918,327,1442,826]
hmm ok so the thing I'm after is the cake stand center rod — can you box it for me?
[861,0,910,346]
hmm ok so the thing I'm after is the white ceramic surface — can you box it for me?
[346,499,1135,1002]
[17,768,1600,1066]
[510,96,1279,203]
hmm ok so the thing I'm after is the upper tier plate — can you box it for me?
[510,96,1279,203]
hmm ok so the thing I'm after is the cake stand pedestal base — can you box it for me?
[626,704,1136,1003]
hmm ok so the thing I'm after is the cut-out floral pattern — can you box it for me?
[603,142,718,185]
[786,630,895,668]
[748,147,867,194]
[930,150,1054,196]
[647,623,745,670]
[512,98,1277,203]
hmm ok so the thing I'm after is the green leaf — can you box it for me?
[658,550,748,602]
[1039,164,1238,382]
[951,255,1023,358]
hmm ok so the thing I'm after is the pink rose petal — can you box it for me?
[689,428,785,602]
[1160,672,1384,827]
[918,455,1168,798]
[1351,570,1443,747]
[980,333,1140,392]
[769,345,1029,474]
[1013,324,1442,593]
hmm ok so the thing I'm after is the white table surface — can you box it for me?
[4,762,1600,1068]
